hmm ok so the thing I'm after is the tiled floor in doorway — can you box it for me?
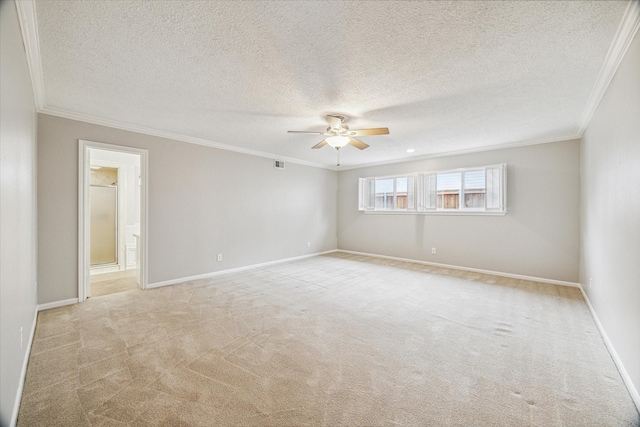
[90,269,139,297]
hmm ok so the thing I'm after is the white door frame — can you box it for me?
[78,140,149,302]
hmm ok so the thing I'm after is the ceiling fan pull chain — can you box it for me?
[337,149,340,167]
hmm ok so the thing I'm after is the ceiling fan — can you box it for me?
[288,115,389,152]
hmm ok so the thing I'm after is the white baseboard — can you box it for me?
[21,251,638,417]
[11,307,38,427]
[338,249,637,412]
[37,298,79,311]
[336,249,580,288]
[147,249,579,290]
[578,285,640,413]
[147,250,339,289]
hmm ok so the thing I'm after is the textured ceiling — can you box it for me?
[34,1,628,168]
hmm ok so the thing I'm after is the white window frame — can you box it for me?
[358,164,507,216]
[359,175,416,212]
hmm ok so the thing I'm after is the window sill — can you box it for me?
[362,210,507,216]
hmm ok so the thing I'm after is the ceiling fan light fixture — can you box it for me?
[326,135,350,148]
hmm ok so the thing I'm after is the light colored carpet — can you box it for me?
[18,253,639,426]
[90,269,139,297]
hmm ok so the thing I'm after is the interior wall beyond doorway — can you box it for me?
[89,167,118,266]
[90,149,141,273]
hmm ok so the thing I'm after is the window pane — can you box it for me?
[396,176,407,193]
[464,170,486,209]
[437,172,461,209]
[464,170,485,190]
[437,172,461,191]
[396,176,408,209]
[375,178,394,210]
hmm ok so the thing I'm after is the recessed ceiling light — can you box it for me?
[406,149,415,153]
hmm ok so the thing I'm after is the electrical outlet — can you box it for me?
[307,242,311,248]
[217,254,222,262]
[20,326,24,349]
[431,248,437,255]
[589,278,592,290]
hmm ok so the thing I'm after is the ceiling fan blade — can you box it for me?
[326,115,343,130]
[288,130,329,135]
[312,140,328,149]
[349,137,369,150]
[348,128,389,136]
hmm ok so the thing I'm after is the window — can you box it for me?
[434,169,485,210]
[436,171,462,209]
[359,175,415,211]
[359,164,506,214]
[374,178,394,210]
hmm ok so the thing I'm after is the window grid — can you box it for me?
[359,164,506,214]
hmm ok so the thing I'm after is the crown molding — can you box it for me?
[19,0,633,172]
[15,0,334,170]
[15,0,45,110]
[336,134,580,171]
[43,105,581,174]
[40,107,336,170]
[576,0,640,137]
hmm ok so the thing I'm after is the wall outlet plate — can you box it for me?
[217,254,222,262]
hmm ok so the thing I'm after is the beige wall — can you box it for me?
[337,140,581,283]
[37,114,338,304]
[0,1,39,424]
[580,30,640,403]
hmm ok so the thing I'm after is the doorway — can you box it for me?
[79,140,148,301]
[90,165,119,270]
